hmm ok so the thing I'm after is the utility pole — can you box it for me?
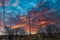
[29,18,31,35]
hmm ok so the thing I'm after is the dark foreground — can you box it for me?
[0,33,60,40]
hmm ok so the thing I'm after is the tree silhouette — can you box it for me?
[45,24,57,40]
[46,24,57,33]
[13,27,26,35]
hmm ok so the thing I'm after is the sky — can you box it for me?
[0,0,60,35]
